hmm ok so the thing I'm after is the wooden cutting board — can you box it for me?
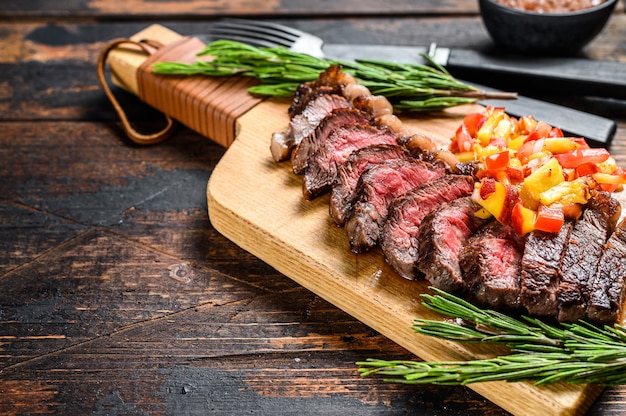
[106,24,604,416]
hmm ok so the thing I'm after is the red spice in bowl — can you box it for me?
[495,0,606,13]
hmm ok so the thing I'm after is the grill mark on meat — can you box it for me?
[345,158,447,253]
[329,144,413,225]
[303,125,399,200]
[292,108,372,175]
[381,175,475,280]
[520,223,573,318]
[417,197,487,292]
[587,217,626,324]
[459,220,524,310]
[557,191,620,322]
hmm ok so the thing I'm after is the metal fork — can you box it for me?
[202,18,326,58]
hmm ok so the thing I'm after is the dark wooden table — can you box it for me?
[3,1,626,415]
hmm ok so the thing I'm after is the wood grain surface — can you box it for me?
[3,3,626,415]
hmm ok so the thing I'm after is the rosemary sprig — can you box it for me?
[357,288,626,386]
[151,39,516,112]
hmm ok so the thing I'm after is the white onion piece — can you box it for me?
[343,83,371,101]
[363,95,393,118]
[376,114,406,136]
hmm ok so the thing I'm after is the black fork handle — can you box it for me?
[447,49,626,100]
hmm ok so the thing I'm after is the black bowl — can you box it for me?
[478,0,618,55]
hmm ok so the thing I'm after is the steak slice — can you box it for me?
[417,197,487,292]
[520,222,573,318]
[381,175,474,280]
[272,94,352,163]
[291,108,371,175]
[303,125,399,200]
[345,158,446,253]
[557,191,621,322]
[290,94,351,147]
[288,65,355,117]
[329,144,413,225]
[587,217,626,324]
[459,220,524,310]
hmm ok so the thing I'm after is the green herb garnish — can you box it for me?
[357,288,626,386]
[151,39,516,112]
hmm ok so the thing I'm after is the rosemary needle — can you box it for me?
[357,288,626,386]
[151,39,516,112]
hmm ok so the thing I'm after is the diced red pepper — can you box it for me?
[485,151,510,172]
[524,121,553,143]
[575,162,599,178]
[462,112,487,137]
[516,138,545,165]
[554,148,610,169]
[479,177,497,199]
[549,127,564,138]
[534,205,564,233]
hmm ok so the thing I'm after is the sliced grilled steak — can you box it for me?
[459,221,524,310]
[292,108,372,175]
[520,222,573,318]
[587,217,626,324]
[329,144,413,225]
[557,191,621,322]
[417,197,487,292]
[345,158,446,253]
[272,94,352,163]
[290,95,351,147]
[288,65,355,117]
[381,175,474,280]
[303,124,399,200]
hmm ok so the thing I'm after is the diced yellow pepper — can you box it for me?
[542,137,580,154]
[511,203,537,236]
[597,157,617,174]
[476,109,505,146]
[521,157,565,203]
[474,208,493,219]
[538,178,589,206]
[493,117,513,140]
[472,180,517,224]
[507,136,526,151]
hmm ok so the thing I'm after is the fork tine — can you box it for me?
[203,18,326,58]
[215,18,306,40]
[208,19,301,48]
[206,27,292,48]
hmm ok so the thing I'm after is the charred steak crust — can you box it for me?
[291,108,372,175]
[345,158,447,253]
[587,217,626,324]
[381,175,475,280]
[557,191,621,322]
[520,222,573,318]
[329,144,413,225]
[288,66,352,117]
[417,197,487,292]
[303,124,399,200]
[459,220,524,310]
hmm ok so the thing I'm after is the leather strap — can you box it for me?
[97,38,177,145]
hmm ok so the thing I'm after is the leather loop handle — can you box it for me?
[97,38,177,145]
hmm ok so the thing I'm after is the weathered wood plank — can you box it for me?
[0,0,482,19]
[0,274,511,415]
